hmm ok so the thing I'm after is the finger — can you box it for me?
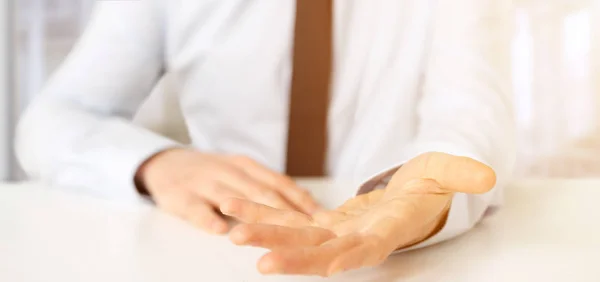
[257,234,363,277]
[219,165,297,211]
[328,241,390,275]
[220,198,313,227]
[230,156,322,214]
[196,182,245,206]
[160,192,230,235]
[229,224,335,248]
[185,200,229,234]
[433,154,497,193]
[399,152,497,194]
[269,182,321,215]
[227,157,321,214]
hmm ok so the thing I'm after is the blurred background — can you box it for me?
[2,0,600,180]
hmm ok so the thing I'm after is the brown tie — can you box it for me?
[285,0,333,177]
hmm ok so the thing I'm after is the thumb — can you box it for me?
[391,152,497,194]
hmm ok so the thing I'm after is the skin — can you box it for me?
[220,152,497,277]
[136,148,322,234]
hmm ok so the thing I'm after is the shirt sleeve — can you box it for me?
[359,0,516,251]
[15,1,180,201]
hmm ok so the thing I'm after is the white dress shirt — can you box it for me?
[16,0,515,250]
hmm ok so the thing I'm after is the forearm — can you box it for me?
[16,96,180,200]
[14,1,177,199]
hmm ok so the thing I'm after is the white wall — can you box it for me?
[0,0,11,180]
[514,1,600,177]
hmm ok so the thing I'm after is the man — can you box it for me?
[16,0,515,277]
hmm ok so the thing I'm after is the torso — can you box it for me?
[161,0,436,180]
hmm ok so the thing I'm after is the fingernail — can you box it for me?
[220,202,234,215]
[219,207,230,216]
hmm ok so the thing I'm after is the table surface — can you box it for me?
[1,179,599,282]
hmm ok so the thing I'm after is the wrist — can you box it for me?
[134,148,187,197]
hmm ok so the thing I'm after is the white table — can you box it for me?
[1,180,599,282]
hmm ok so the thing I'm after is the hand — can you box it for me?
[220,152,496,277]
[136,148,321,234]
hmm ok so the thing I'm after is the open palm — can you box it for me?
[220,152,496,277]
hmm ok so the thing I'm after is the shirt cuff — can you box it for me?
[55,122,182,202]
